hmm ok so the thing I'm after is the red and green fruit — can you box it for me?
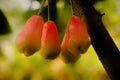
[61,16,91,63]
[16,15,44,56]
[39,21,61,59]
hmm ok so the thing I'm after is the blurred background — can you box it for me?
[0,0,120,80]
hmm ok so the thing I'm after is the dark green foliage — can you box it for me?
[0,10,12,35]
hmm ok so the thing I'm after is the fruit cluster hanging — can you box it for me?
[15,0,91,63]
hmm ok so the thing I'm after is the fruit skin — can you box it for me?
[61,16,91,63]
[39,21,61,59]
[16,15,44,56]
[61,30,80,63]
[67,16,91,53]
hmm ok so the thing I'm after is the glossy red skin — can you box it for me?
[67,16,91,53]
[40,21,61,59]
[61,16,91,63]
[16,15,44,56]
[61,30,80,63]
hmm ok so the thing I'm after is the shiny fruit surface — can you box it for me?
[61,16,91,63]
[40,21,61,59]
[16,15,44,56]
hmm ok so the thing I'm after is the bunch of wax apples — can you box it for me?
[16,15,91,63]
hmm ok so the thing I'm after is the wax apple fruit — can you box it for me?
[16,15,44,56]
[61,30,80,63]
[67,16,91,53]
[61,16,91,63]
[40,21,61,59]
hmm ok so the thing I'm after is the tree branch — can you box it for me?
[71,0,120,80]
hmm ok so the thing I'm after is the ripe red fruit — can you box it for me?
[16,15,44,56]
[39,21,61,59]
[67,16,91,53]
[61,30,80,63]
[61,16,91,63]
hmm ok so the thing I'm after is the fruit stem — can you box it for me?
[37,0,46,15]
[48,0,50,21]
[70,0,74,15]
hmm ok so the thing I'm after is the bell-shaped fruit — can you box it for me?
[67,16,91,53]
[61,16,91,63]
[39,21,61,59]
[61,30,80,63]
[16,15,44,56]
